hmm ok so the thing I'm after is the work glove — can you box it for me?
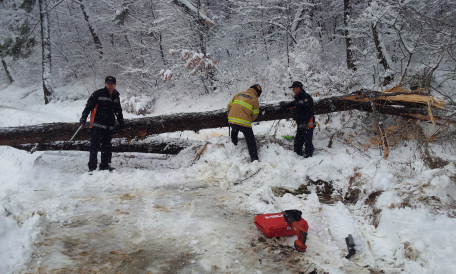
[79,118,86,127]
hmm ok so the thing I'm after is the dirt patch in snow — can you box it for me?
[271,178,343,204]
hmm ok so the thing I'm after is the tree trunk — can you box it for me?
[12,139,197,155]
[344,0,356,71]
[0,90,449,146]
[158,32,167,66]
[1,59,14,84]
[79,0,103,57]
[372,23,393,86]
[39,0,54,104]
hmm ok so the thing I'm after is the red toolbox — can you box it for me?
[254,212,308,238]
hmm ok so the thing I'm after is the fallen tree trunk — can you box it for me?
[11,138,198,155]
[0,90,452,146]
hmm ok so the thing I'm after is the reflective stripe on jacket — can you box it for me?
[227,88,260,128]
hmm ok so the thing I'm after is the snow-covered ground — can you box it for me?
[1,84,456,273]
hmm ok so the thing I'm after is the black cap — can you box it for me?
[105,76,116,84]
[288,81,303,88]
[250,84,262,96]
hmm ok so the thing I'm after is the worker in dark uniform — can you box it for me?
[280,81,315,158]
[80,76,125,173]
[227,84,262,162]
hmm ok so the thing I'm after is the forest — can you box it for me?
[1,0,455,150]
[0,0,454,102]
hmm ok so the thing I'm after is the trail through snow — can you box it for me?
[4,149,368,273]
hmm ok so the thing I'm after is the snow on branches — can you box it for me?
[158,69,173,82]
[158,49,217,82]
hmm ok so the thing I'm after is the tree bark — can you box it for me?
[0,91,451,146]
[1,59,14,84]
[39,0,54,104]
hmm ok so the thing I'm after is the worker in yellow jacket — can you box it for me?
[227,84,262,162]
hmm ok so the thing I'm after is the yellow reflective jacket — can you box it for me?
[227,88,260,128]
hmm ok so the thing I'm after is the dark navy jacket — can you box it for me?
[81,87,124,130]
[284,90,314,126]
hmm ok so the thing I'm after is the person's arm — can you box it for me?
[80,92,97,125]
[252,98,260,121]
[280,100,296,109]
[227,95,235,111]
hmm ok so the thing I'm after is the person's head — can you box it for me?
[105,76,117,93]
[250,84,262,96]
[288,81,303,95]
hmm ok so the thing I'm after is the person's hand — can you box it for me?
[79,118,85,127]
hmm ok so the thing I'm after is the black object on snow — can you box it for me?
[283,209,303,226]
[345,234,356,259]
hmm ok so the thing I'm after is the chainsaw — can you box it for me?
[254,209,309,252]
[283,210,308,252]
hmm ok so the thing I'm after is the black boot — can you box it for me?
[99,165,115,172]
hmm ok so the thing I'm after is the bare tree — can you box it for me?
[39,0,54,104]
[344,0,356,71]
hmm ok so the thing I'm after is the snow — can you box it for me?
[371,160,397,191]
[374,207,456,273]
[1,84,456,273]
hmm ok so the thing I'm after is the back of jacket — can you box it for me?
[227,88,260,128]
[81,88,124,130]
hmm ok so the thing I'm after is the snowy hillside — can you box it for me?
[1,84,456,274]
